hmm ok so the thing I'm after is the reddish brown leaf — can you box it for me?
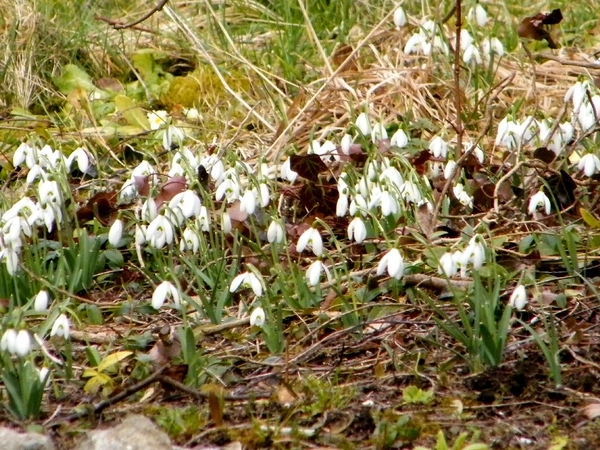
[410,150,432,175]
[290,154,328,183]
[517,9,562,49]
[155,176,188,208]
[76,191,118,225]
[134,175,150,197]
[533,146,556,164]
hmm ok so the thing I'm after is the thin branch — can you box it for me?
[96,0,169,30]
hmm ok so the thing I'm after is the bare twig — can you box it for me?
[537,53,600,70]
[96,0,168,30]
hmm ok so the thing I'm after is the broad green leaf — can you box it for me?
[462,445,489,450]
[97,350,133,372]
[580,208,600,229]
[53,64,96,95]
[114,95,150,130]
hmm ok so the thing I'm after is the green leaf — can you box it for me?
[53,64,96,95]
[580,208,600,229]
[402,385,434,404]
[114,95,151,130]
[97,351,133,372]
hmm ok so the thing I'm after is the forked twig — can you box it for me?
[96,0,169,30]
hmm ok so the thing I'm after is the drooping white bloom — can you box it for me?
[147,110,169,130]
[38,180,61,206]
[341,134,353,155]
[390,129,409,148]
[14,330,30,357]
[34,290,50,312]
[460,29,474,51]
[38,367,50,384]
[152,281,181,309]
[565,80,589,112]
[444,160,457,180]
[356,113,372,136]
[230,271,264,297]
[482,38,504,59]
[169,191,202,221]
[401,181,422,204]
[215,177,241,202]
[429,136,448,158]
[349,194,368,217]
[438,251,458,277]
[463,44,482,65]
[267,220,285,244]
[180,227,200,253]
[258,184,270,207]
[162,125,185,151]
[145,215,174,248]
[371,123,388,142]
[13,142,33,168]
[183,107,201,122]
[135,225,147,246]
[376,249,404,279]
[305,260,332,286]
[393,6,407,28]
[336,193,349,217]
[221,212,232,234]
[280,157,298,183]
[467,4,488,27]
[297,227,323,257]
[380,190,399,216]
[528,191,551,216]
[67,147,92,173]
[348,217,368,243]
[381,166,404,190]
[108,219,124,246]
[462,234,486,270]
[249,307,266,327]
[1,329,17,354]
[240,189,257,215]
[50,314,70,339]
[132,160,158,185]
[453,183,473,208]
[509,285,528,310]
[198,206,210,232]
[578,153,600,177]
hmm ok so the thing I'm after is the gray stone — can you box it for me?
[74,415,173,450]
[0,427,55,450]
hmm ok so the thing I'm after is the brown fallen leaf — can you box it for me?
[583,403,600,419]
[517,9,563,49]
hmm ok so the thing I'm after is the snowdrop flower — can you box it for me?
[280,157,298,183]
[230,270,264,297]
[381,166,404,190]
[257,184,270,207]
[356,112,372,136]
[13,142,34,168]
[467,4,488,27]
[401,181,422,204]
[306,260,332,286]
[132,160,158,185]
[297,227,323,257]
[152,281,181,309]
[38,180,61,206]
[119,179,139,203]
[50,314,70,339]
[38,367,50,384]
[390,129,409,148]
[221,212,232,234]
[380,190,399,216]
[141,198,158,223]
[1,329,17,354]
[180,227,200,253]
[528,191,551,216]
[147,110,169,130]
[429,136,448,158]
[135,224,147,246]
[509,285,528,310]
[14,330,30,357]
[267,220,285,244]
[444,160,457,180]
[453,183,473,208]
[341,134,353,155]
[371,123,388,142]
[578,153,600,177]
[184,107,201,122]
[460,29,474,51]
[376,249,404,279]
[198,206,210,231]
[169,190,202,222]
[249,307,266,327]
[146,215,174,248]
[472,145,485,164]
[108,219,124,246]
[67,147,92,173]
[348,217,368,243]
[34,290,50,312]
[404,32,427,55]
[463,234,486,270]
[482,38,504,59]
[463,44,482,65]
[240,189,257,215]
[349,194,368,217]
[438,251,458,277]
[565,80,589,112]
[215,177,241,203]
[393,6,407,28]
[336,194,349,217]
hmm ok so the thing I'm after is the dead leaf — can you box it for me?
[76,191,118,225]
[533,146,556,164]
[201,384,225,426]
[583,403,600,419]
[517,9,563,49]
[155,175,187,208]
[290,154,329,183]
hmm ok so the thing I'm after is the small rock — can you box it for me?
[74,415,173,450]
[0,427,55,450]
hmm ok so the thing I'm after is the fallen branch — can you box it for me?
[96,0,168,30]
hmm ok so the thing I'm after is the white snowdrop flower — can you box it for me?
[356,112,372,136]
[135,225,147,246]
[180,227,200,253]
[38,367,50,384]
[1,329,17,354]
[146,215,174,248]
[119,179,138,203]
[50,314,70,339]
[215,177,241,203]
[67,147,92,173]
[198,206,210,232]
[401,181,422,204]
[108,219,124,246]
[34,290,50,312]
[376,249,404,279]
[444,160,457,180]
[267,220,285,244]
[463,44,482,65]
[509,285,528,310]
[280,157,298,183]
[453,183,473,208]
[170,190,202,220]
[38,180,60,206]
[199,154,224,182]
[528,191,551,216]
[559,122,574,145]
[249,307,266,327]
[466,235,486,270]
[467,4,488,27]
[380,190,399,216]
[348,217,368,243]
[297,227,323,257]
[337,175,350,195]
[371,123,388,142]
[25,165,47,185]
[429,136,448,158]
[308,139,322,155]
[147,110,169,130]
[381,166,404,190]
[240,189,257,215]
[14,330,30,357]
[38,145,64,170]
[162,125,185,151]
[472,145,485,164]
[258,184,270,207]
[482,37,504,59]
[404,32,426,55]
[152,281,180,309]
[336,193,349,217]
[565,80,589,112]
[13,142,32,168]
[221,212,232,234]
[132,160,157,184]
[390,129,409,148]
[230,271,264,297]
[341,134,353,155]
[438,251,458,277]
[393,6,407,28]
[578,153,600,177]
[320,140,337,157]
[460,29,474,51]
[141,198,158,223]
[577,104,597,132]
[184,107,201,122]
[432,36,449,55]
[306,260,332,286]
[349,194,368,217]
